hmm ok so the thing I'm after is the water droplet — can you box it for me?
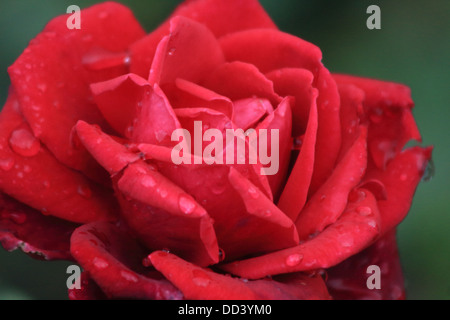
[43,180,50,188]
[77,185,92,199]
[192,270,211,287]
[141,175,156,188]
[123,56,131,65]
[178,195,196,215]
[367,220,377,228]
[120,270,138,283]
[93,257,109,269]
[356,206,372,216]
[155,130,167,143]
[168,48,176,56]
[248,186,259,199]
[263,210,272,218]
[9,128,41,157]
[400,173,408,181]
[285,253,303,267]
[99,11,109,19]
[0,158,14,171]
[319,194,326,202]
[23,165,32,173]
[17,172,24,179]
[157,188,168,198]
[422,158,435,182]
[340,235,354,248]
[37,83,47,93]
[212,182,227,195]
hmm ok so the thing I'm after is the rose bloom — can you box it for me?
[0,0,432,300]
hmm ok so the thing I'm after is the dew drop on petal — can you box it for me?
[0,158,14,171]
[9,128,40,157]
[120,270,138,283]
[285,253,303,267]
[192,270,211,287]
[141,175,156,188]
[248,186,259,199]
[37,83,47,93]
[178,195,197,215]
[168,48,176,56]
[356,206,372,216]
[93,257,109,269]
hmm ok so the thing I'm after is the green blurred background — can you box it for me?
[0,0,448,300]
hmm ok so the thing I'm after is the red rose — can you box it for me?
[0,0,432,300]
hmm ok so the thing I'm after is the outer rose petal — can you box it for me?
[149,251,330,300]
[0,92,117,223]
[365,146,433,235]
[295,126,368,240]
[333,74,421,169]
[149,16,225,86]
[8,2,145,173]
[117,161,219,267]
[70,221,183,300]
[327,230,405,300]
[221,188,380,279]
[0,193,77,260]
[130,0,276,77]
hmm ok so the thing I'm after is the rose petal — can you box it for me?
[232,98,271,130]
[253,97,293,199]
[202,61,282,105]
[70,221,183,300]
[75,121,140,175]
[0,193,77,260]
[221,188,380,279]
[295,126,368,240]
[130,0,276,78]
[90,73,149,138]
[8,2,145,173]
[117,161,219,267]
[0,92,117,223]
[219,29,322,74]
[327,230,405,300]
[149,16,224,86]
[227,167,299,255]
[333,74,420,169]
[336,83,365,162]
[132,83,181,146]
[266,68,317,136]
[150,251,331,300]
[168,78,233,118]
[365,146,433,235]
[247,273,331,300]
[308,67,342,196]
[220,31,341,194]
[277,93,318,220]
[149,251,257,299]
